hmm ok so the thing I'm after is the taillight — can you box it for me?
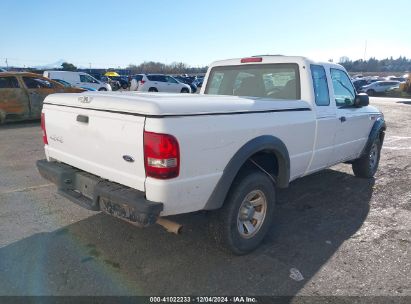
[139,80,146,85]
[41,112,48,145]
[241,57,263,63]
[144,131,179,179]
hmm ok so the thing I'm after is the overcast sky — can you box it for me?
[1,0,410,68]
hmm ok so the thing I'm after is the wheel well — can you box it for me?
[0,110,6,124]
[203,135,290,211]
[379,129,385,143]
[236,151,279,184]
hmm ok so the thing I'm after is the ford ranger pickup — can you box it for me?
[37,56,385,254]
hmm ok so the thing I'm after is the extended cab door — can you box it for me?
[305,65,339,173]
[330,68,371,162]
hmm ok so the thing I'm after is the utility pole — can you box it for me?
[363,40,367,61]
[89,62,91,73]
[5,58,8,69]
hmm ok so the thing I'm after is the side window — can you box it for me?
[0,77,20,89]
[23,77,53,89]
[330,69,356,107]
[80,74,97,83]
[310,65,330,106]
[147,75,158,81]
[166,76,178,84]
[157,75,167,82]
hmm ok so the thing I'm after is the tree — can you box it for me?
[339,56,411,72]
[126,61,208,75]
[61,62,77,71]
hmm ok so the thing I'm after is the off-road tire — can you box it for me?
[209,170,275,255]
[352,137,382,178]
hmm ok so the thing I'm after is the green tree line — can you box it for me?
[60,57,411,74]
[340,57,411,72]
[127,61,208,74]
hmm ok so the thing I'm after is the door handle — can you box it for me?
[76,115,89,123]
[339,116,346,123]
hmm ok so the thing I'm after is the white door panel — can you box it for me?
[334,110,371,162]
[329,68,370,163]
[307,116,338,172]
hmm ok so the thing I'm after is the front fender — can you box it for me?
[361,116,386,156]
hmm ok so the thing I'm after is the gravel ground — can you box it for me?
[0,97,409,298]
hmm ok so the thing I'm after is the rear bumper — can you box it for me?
[36,159,163,227]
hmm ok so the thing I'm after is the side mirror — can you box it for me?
[354,93,369,107]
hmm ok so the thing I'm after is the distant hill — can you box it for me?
[33,59,66,70]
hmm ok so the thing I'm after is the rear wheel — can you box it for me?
[209,170,275,255]
[148,87,158,92]
[181,87,190,93]
[352,137,381,178]
[366,89,375,96]
[98,88,107,91]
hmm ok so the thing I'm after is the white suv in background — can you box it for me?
[130,74,191,93]
[359,80,400,96]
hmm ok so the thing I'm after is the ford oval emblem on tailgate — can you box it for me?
[123,155,135,163]
[78,96,93,103]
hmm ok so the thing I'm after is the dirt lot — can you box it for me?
[0,97,410,297]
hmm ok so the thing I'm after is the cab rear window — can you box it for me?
[204,63,300,100]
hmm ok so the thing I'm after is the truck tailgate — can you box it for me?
[43,103,146,191]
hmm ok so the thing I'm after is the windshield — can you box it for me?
[204,63,300,100]
[53,79,71,87]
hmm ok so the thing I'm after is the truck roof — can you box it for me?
[208,55,345,70]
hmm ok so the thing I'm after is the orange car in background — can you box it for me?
[0,72,85,124]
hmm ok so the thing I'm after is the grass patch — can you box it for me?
[386,90,411,99]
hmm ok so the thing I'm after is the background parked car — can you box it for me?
[43,71,111,91]
[101,76,121,91]
[193,77,204,88]
[352,79,368,92]
[0,72,84,124]
[174,75,197,93]
[385,76,406,82]
[130,74,191,93]
[52,79,97,91]
[108,76,129,89]
[360,80,401,96]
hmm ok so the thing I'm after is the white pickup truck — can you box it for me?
[37,56,385,254]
